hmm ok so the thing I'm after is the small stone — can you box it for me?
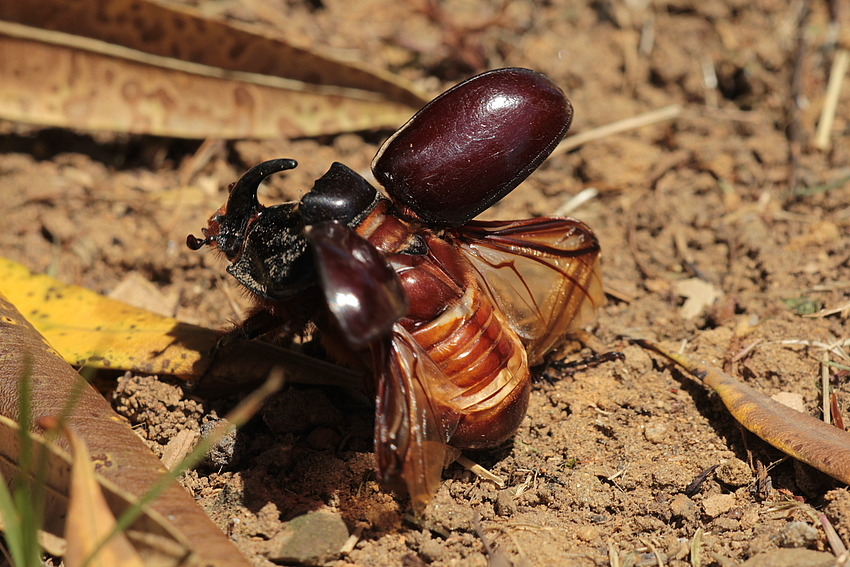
[267,511,349,566]
[199,418,242,469]
[779,521,819,548]
[495,489,516,517]
[701,494,736,518]
[576,526,598,541]
[669,494,696,521]
[739,548,834,567]
[716,458,752,486]
[643,421,668,444]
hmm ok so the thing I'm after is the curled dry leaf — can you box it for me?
[636,339,850,485]
[51,418,146,567]
[0,291,253,567]
[0,415,199,566]
[0,0,430,138]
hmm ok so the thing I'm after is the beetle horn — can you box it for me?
[214,158,298,259]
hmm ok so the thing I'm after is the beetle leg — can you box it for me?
[197,308,301,383]
[537,350,625,383]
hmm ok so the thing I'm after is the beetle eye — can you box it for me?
[301,163,380,228]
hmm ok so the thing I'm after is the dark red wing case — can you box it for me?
[306,221,408,347]
[372,68,572,226]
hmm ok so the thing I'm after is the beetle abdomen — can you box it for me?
[408,283,530,449]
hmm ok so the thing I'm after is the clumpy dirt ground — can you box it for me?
[3,0,850,565]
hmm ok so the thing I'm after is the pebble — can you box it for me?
[643,421,668,444]
[267,510,349,566]
[669,494,696,521]
[495,489,516,517]
[198,418,242,469]
[576,526,599,541]
[779,521,819,548]
[715,458,752,487]
[701,494,736,518]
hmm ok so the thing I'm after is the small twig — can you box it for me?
[811,281,850,292]
[178,138,225,188]
[639,537,664,567]
[606,462,631,482]
[552,105,683,156]
[339,525,364,555]
[814,48,850,150]
[602,282,635,304]
[787,1,810,192]
[832,393,846,431]
[776,338,850,361]
[824,353,832,425]
[820,513,848,557]
[803,299,850,318]
[455,455,506,488]
[554,187,599,217]
[639,13,656,55]
[731,339,763,363]
[701,58,718,107]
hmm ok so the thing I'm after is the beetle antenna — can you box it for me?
[186,234,212,250]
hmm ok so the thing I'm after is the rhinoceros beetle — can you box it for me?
[189,67,604,509]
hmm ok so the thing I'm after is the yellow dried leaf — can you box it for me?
[0,257,213,377]
[0,257,362,391]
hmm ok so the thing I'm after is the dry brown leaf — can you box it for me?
[638,340,850,486]
[0,0,429,138]
[0,293,253,567]
[0,415,199,566]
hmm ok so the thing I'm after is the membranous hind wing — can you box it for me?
[372,325,461,511]
[450,218,603,365]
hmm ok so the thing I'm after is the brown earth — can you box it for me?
[3,0,850,565]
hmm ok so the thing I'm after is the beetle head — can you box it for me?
[187,159,298,258]
[187,159,387,303]
[187,159,317,300]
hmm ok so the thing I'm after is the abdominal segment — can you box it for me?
[408,284,530,449]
